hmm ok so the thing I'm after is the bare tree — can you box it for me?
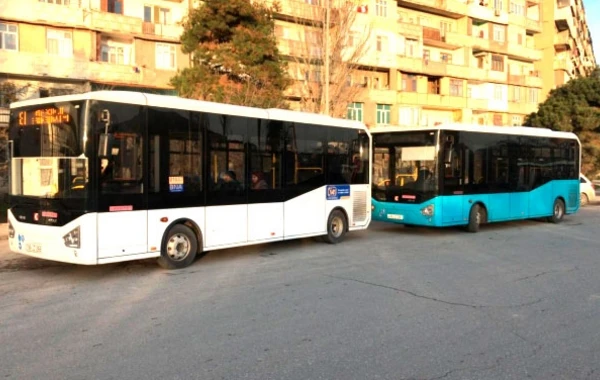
[281,0,372,117]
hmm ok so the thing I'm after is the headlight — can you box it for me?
[421,204,434,216]
[8,221,14,239]
[63,226,81,248]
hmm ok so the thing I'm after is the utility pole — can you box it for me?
[323,0,330,116]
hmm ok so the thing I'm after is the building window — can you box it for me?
[440,21,452,35]
[450,79,463,96]
[399,107,420,126]
[376,35,388,52]
[493,113,503,126]
[511,115,522,126]
[47,29,72,57]
[494,84,503,100]
[0,23,18,51]
[100,41,131,65]
[406,38,418,57]
[156,43,176,70]
[423,49,430,63]
[347,102,363,122]
[376,104,391,125]
[427,77,440,94]
[493,25,505,43]
[108,0,123,14]
[375,0,387,17]
[39,0,71,5]
[512,86,521,102]
[401,74,417,92]
[144,6,152,22]
[491,55,504,71]
[509,2,524,15]
[528,88,539,103]
[440,52,452,63]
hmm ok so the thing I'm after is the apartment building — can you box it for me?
[272,0,594,128]
[0,0,190,100]
[535,0,595,101]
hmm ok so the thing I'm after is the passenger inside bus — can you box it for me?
[250,171,269,190]
[216,171,241,191]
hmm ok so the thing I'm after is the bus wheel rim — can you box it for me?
[167,234,190,261]
[331,215,344,238]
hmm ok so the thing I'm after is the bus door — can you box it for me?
[95,112,148,259]
[441,132,467,224]
[204,115,250,248]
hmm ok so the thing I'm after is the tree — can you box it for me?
[524,69,600,174]
[0,81,19,107]
[284,0,372,117]
[171,0,291,108]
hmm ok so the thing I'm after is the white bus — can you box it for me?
[8,91,371,269]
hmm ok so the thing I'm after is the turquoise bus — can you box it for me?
[371,124,581,232]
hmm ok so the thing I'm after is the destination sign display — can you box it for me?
[18,106,71,126]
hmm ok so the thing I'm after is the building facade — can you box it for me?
[0,0,595,126]
[0,0,190,100]
[535,0,595,101]
[272,0,595,128]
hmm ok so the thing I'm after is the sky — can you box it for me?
[584,0,599,63]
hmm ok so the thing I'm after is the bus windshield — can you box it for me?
[373,130,438,202]
[9,101,88,200]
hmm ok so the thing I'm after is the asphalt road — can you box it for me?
[1,205,600,380]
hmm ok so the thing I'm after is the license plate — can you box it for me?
[25,242,42,253]
[387,214,404,220]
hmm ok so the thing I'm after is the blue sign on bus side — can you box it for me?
[169,184,184,193]
[326,185,350,200]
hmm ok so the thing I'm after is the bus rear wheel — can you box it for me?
[158,224,198,269]
[548,199,565,224]
[581,193,589,207]
[324,209,347,244]
[467,204,484,233]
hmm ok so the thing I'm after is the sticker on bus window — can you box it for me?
[326,185,350,200]
[169,176,184,193]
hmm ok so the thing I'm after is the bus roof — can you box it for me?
[370,123,579,141]
[10,91,368,131]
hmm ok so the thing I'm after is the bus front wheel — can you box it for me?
[548,199,565,224]
[467,204,484,233]
[324,209,347,244]
[158,224,198,269]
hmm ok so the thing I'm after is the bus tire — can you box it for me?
[581,192,589,207]
[158,224,198,269]
[324,209,347,244]
[467,204,484,233]
[548,198,565,224]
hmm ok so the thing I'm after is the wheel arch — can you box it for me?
[470,201,488,224]
[161,218,204,253]
[329,206,349,232]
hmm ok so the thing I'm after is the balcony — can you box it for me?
[508,74,542,88]
[268,0,323,23]
[508,102,538,115]
[0,0,86,27]
[89,11,143,36]
[422,27,461,50]
[395,0,467,19]
[467,3,508,24]
[526,18,542,33]
[554,57,573,72]
[396,92,469,109]
[554,30,572,51]
[141,22,182,41]
[555,5,576,35]
[368,88,397,104]
[506,44,542,62]
[397,21,422,39]
[466,98,489,110]
[0,50,172,88]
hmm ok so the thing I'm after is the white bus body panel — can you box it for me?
[8,210,100,265]
[284,188,327,238]
[97,211,148,259]
[248,203,284,243]
[205,204,248,248]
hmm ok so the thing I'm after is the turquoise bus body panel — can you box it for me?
[372,180,580,227]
